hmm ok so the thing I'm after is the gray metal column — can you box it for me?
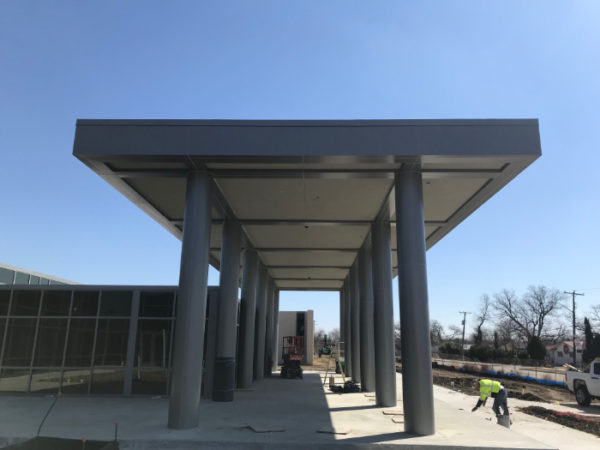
[371,203,397,407]
[265,280,275,375]
[395,166,435,436]
[339,289,344,372]
[253,266,268,380]
[343,279,352,377]
[123,290,140,395]
[359,239,376,392]
[168,171,211,429]
[238,248,258,388]
[271,289,280,371]
[350,264,361,382]
[213,220,241,401]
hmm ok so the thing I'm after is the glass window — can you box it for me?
[94,319,130,366]
[0,369,30,392]
[132,370,168,395]
[0,318,5,349]
[40,278,50,285]
[29,276,40,285]
[0,291,10,315]
[61,368,91,394]
[594,363,600,375]
[72,291,99,316]
[99,291,132,316]
[30,369,61,393]
[0,268,14,285]
[136,320,172,368]
[139,292,174,317]
[14,272,29,285]
[33,319,68,367]
[64,319,96,367]
[2,318,37,366]
[91,369,124,394]
[40,291,71,316]
[10,290,41,316]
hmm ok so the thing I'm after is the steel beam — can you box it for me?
[371,203,397,407]
[213,220,241,401]
[168,171,211,429]
[395,166,435,436]
[115,167,503,180]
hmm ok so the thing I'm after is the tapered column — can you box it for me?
[372,203,397,407]
[395,166,435,436]
[238,249,258,388]
[265,280,275,375]
[350,263,361,382]
[359,239,376,392]
[168,172,211,429]
[213,220,241,401]
[271,289,280,371]
[343,279,352,377]
[253,266,268,380]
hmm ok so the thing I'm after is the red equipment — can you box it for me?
[281,336,304,378]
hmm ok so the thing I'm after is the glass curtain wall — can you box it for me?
[0,287,176,396]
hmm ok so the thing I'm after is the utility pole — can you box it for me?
[459,311,471,361]
[564,290,584,366]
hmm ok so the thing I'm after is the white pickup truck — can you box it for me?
[565,359,600,406]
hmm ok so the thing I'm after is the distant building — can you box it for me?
[546,340,584,366]
[0,263,74,286]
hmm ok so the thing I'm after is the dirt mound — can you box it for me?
[512,392,545,402]
[519,406,600,437]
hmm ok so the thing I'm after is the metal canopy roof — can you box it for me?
[73,119,541,291]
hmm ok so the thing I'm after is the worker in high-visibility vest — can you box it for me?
[471,379,509,416]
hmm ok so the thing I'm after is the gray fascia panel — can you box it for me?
[74,119,541,158]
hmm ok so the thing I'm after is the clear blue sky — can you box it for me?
[1,1,599,334]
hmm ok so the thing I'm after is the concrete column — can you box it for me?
[271,289,280,372]
[371,203,397,407]
[395,166,435,436]
[350,263,361,383]
[265,280,275,375]
[358,239,376,392]
[343,279,352,377]
[213,220,241,401]
[253,266,268,380]
[238,248,258,388]
[168,171,211,429]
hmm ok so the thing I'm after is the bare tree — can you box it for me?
[430,320,444,347]
[494,318,518,351]
[446,324,463,342]
[327,328,340,344]
[589,305,600,329]
[473,294,490,344]
[493,286,565,341]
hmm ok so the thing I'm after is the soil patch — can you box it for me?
[422,364,573,404]
[519,406,600,437]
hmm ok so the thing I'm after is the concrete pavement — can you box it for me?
[0,370,594,449]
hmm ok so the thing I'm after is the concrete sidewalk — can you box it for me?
[0,370,583,449]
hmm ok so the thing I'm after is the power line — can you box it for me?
[564,290,584,366]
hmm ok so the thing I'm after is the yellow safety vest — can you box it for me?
[479,379,501,400]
